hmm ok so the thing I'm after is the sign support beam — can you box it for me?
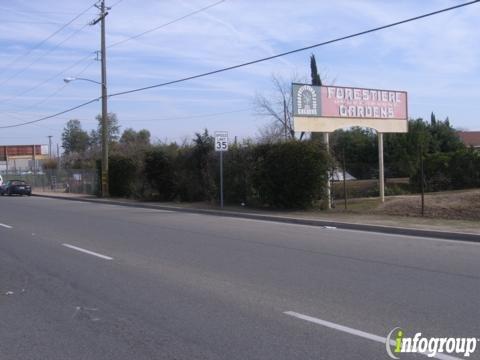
[378,132,385,203]
[323,132,331,209]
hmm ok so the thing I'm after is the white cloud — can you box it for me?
[1,0,480,144]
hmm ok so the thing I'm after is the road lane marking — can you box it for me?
[283,311,461,360]
[225,217,338,229]
[62,244,113,260]
[0,223,12,229]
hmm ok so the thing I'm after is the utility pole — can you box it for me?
[91,0,109,197]
[32,144,37,176]
[48,135,53,158]
[283,99,288,141]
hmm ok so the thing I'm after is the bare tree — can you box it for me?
[254,74,305,142]
[257,121,286,144]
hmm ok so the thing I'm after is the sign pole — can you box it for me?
[420,143,425,216]
[220,150,224,209]
[323,132,331,209]
[214,131,228,209]
[343,146,347,210]
[378,132,385,203]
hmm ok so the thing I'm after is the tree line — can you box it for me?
[57,55,479,208]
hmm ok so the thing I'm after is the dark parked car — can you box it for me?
[0,180,32,196]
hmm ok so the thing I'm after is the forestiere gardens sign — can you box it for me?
[292,84,408,133]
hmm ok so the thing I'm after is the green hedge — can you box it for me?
[251,141,330,208]
[410,148,480,191]
[108,154,137,197]
[141,140,331,209]
[144,148,176,200]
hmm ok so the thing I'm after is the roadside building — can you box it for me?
[457,131,480,150]
[0,145,49,173]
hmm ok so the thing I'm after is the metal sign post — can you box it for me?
[214,131,228,209]
[220,150,224,208]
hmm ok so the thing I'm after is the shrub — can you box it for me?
[410,148,480,192]
[108,154,137,197]
[221,145,254,204]
[251,141,330,208]
[174,130,217,202]
[144,148,176,200]
[449,148,480,189]
[42,158,58,170]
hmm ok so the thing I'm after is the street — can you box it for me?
[1,196,479,359]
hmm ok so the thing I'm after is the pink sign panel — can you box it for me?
[320,86,407,120]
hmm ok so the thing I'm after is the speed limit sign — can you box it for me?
[214,131,228,208]
[214,131,229,152]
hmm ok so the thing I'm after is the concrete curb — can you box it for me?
[33,193,480,243]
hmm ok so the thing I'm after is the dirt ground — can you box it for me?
[371,189,480,221]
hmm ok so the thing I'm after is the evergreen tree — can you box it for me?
[61,119,90,154]
[310,54,322,86]
[90,113,121,147]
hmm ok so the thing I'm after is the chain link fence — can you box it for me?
[0,169,98,195]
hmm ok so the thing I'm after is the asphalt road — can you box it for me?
[1,196,479,360]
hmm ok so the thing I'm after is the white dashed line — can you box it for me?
[0,223,12,229]
[62,244,113,260]
[284,311,460,360]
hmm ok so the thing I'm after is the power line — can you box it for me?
[21,108,252,130]
[110,0,126,8]
[111,108,252,122]
[1,59,96,117]
[0,22,91,89]
[0,6,97,106]
[0,2,96,79]
[107,0,225,49]
[0,0,222,108]
[0,20,86,25]
[0,7,93,15]
[109,0,480,98]
[0,98,100,129]
[1,0,478,129]
[0,52,95,107]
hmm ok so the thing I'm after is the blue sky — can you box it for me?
[0,0,479,148]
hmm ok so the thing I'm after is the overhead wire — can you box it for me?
[109,0,480,98]
[0,0,223,110]
[0,2,99,110]
[0,0,224,115]
[0,98,100,129]
[0,22,92,89]
[109,0,126,9]
[107,0,225,49]
[107,108,252,123]
[0,2,97,79]
[2,59,97,117]
[1,0,479,129]
[0,52,96,107]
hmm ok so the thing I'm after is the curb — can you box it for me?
[33,193,480,243]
